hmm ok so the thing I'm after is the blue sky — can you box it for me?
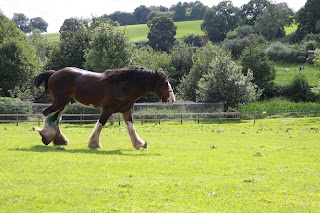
[0,0,306,33]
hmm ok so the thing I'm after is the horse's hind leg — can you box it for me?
[52,110,69,146]
[122,109,147,150]
[36,102,68,145]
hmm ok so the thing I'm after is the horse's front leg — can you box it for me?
[122,109,148,150]
[88,110,111,148]
[52,110,69,146]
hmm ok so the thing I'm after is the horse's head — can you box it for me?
[153,69,176,105]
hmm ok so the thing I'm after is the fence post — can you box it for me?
[16,115,18,126]
[197,114,200,124]
[155,112,157,124]
[141,114,144,125]
[37,112,40,126]
[180,113,183,125]
[118,114,121,125]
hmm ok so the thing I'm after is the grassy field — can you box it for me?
[274,63,320,86]
[43,20,205,42]
[0,118,319,212]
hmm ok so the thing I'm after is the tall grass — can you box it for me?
[239,99,320,118]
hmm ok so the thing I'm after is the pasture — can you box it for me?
[274,63,319,86]
[43,20,205,42]
[0,118,319,212]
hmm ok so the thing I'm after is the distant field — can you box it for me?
[274,63,320,86]
[284,23,298,35]
[0,118,319,212]
[43,32,59,42]
[43,20,205,42]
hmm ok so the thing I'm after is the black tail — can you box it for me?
[34,70,56,92]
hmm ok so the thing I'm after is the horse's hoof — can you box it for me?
[88,143,102,149]
[53,134,69,146]
[36,127,55,145]
[141,142,148,150]
[41,137,51,145]
[135,141,148,150]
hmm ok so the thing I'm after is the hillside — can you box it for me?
[43,20,205,42]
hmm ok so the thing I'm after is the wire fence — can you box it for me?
[1,102,238,125]
[0,102,319,125]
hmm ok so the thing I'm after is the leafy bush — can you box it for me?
[240,46,275,89]
[183,34,204,47]
[266,42,307,63]
[0,97,32,120]
[288,74,314,102]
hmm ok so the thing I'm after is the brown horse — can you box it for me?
[34,66,175,149]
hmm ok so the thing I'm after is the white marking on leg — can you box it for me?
[36,113,56,143]
[126,121,146,149]
[88,120,103,148]
[167,82,176,106]
[53,116,69,146]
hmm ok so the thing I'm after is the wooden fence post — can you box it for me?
[37,112,40,126]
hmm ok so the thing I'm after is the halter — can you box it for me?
[160,88,173,100]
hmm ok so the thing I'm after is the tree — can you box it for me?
[240,46,275,90]
[173,2,186,21]
[133,5,151,24]
[314,48,320,67]
[28,29,51,65]
[178,43,220,101]
[102,11,136,26]
[12,13,31,33]
[295,0,320,41]
[201,1,240,42]
[59,17,88,38]
[170,43,194,86]
[30,17,48,32]
[254,3,293,40]
[84,23,133,72]
[197,49,259,109]
[147,14,177,52]
[189,1,207,20]
[46,28,90,70]
[239,0,269,26]
[224,33,266,59]
[0,12,41,96]
[183,33,204,47]
[226,25,256,39]
[289,74,313,102]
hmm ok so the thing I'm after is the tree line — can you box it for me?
[1,0,320,109]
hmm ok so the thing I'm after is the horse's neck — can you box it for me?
[137,71,157,93]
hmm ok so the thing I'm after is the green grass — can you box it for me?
[0,118,319,212]
[274,63,320,86]
[42,32,60,42]
[284,23,298,35]
[43,20,205,42]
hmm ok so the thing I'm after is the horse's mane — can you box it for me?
[101,66,167,90]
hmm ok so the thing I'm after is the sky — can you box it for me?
[0,0,307,33]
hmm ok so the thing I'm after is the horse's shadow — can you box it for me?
[10,145,159,156]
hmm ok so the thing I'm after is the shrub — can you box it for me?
[266,42,307,63]
[288,74,314,102]
[0,97,32,120]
